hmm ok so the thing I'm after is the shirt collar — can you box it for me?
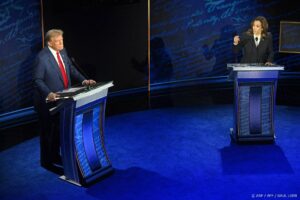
[48,46,59,54]
[253,35,261,40]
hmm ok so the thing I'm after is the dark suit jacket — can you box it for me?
[33,47,86,169]
[33,46,87,117]
[233,32,274,63]
[33,47,85,101]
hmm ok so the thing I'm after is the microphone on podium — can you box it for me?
[70,57,90,80]
[70,57,99,90]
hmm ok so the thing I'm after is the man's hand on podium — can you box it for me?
[265,62,273,66]
[47,92,60,102]
[82,79,96,86]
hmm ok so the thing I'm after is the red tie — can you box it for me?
[56,51,69,89]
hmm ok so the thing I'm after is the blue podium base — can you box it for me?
[83,165,114,186]
[230,128,275,143]
[59,175,82,187]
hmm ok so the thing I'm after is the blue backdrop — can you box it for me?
[150,0,300,84]
[0,0,42,114]
[1,0,300,115]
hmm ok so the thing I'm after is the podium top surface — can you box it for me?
[72,81,113,101]
[47,81,113,104]
[48,82,113,113]
[227,63,284,71]
[73,81,113,108]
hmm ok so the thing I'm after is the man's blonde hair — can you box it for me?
[45,29,64,44]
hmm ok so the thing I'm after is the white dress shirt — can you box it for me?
[48,46,66,70]
[254,35,261,47]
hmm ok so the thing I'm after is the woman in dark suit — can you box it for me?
[233,16,274,65]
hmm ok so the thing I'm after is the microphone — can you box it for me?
[255,37,258,42]
[70,57,89,80]
[70,57,100,90]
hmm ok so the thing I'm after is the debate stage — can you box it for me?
[1,104,299,200]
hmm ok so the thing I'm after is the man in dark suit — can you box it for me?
[33,29,95,172]
[233,16,274,65]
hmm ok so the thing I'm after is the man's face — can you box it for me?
[252,20,263,35]
[48,35,64,51]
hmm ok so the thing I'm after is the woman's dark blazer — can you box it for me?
[233,32,274,63]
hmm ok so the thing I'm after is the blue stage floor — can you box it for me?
[1,105,299,200]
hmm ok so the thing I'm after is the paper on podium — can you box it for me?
[46,82,113,103]
[45,86,86,103]
[56,86,86,97]
[47,82,113,113]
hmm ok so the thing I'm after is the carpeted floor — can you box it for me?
[1,105,299,200]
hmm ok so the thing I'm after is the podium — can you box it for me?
[227,64,284,142]
[50,81,114,186]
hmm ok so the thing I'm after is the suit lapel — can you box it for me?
[46,48,64,85]
[251,37,257,48]
[261,37,266,48]
[257,36,266,48]
[60,52,70,77]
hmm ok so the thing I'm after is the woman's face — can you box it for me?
[252,20,263,35]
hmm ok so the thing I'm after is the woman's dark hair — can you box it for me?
[247,16,269,37]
